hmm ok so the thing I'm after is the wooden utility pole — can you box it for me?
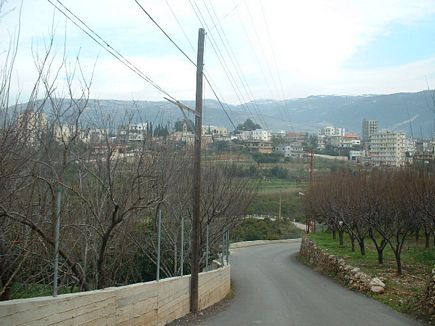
[190,27,205,314]
[307,150,315,233]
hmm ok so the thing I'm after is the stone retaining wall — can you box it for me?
[299,237,385,293]
[0,265,230,326]
[424,268,435,317]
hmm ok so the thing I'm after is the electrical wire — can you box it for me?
[203,0,268,129]
[188,0,260,127]
[134,0,252,140]
[47,0,178,102]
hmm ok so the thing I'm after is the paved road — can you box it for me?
[198,241,422,326]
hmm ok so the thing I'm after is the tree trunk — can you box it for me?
[359,238,366,256]
[394,250,402,275]
[338,230,344,246]
[332,229,336,240]
[415,227,420,242]
[377,249,384,264]
[424,230,430,249]
[0,274,11,301]
[347,230,356,252]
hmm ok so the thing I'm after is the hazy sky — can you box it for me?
[2,0,435,104]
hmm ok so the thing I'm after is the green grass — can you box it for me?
[256,178,306,193]
[10,283,80,299]
[232,218,303,241]
[247,191,305,222]
[308,231,434,323]
[309,232,434,273]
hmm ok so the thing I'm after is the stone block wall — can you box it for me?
[0,265,230,326]
[424,268,435,318]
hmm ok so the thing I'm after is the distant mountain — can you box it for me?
[15,90,435,138]
[258,91,435,137]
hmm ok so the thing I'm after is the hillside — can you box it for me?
[15,90,435,137]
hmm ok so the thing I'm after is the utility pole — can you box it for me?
[307,150,315,233]
[190,27,205,314]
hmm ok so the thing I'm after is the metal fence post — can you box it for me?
[205,223,209,270]
[53,185,62,297]
[221,231,225,267]
[157,207,162,281]
[226,230,229,264]
[181,217,184,276]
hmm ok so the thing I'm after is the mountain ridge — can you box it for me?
[15,90,435,138]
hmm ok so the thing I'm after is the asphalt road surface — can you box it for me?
[198,241,422,326]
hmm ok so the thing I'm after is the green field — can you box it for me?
[256,178,306,193]
[232,218,303,242]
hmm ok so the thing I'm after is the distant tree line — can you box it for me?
[304,169,435,275]
[235,118,261,132]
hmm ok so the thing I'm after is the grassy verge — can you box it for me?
[10,283,80,300]
[308,231,434,323]
[232,218,303,241]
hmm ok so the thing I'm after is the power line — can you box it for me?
[134,0,250,137]
[49,0,256,155]
[203,0,268,129]
[232,0,275,102]
[257,0,290,122]
[134,0,196,68]
[164,0,196,54]
[188,0,260,127]
[47,0,178,102]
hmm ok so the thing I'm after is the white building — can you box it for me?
[118,123,148,142]
[349,150,365,162]
[329,134,361,148]
[17,110,48,144]
[317,126,345,149]
[274,143,304,158]
[81,128,107,144]
[369,130,407,166]
[202,125,228,137]
[318,126,345,137]
[238,129,271,142]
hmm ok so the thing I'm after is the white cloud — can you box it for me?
[2,0,435,103]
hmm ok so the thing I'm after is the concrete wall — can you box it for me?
[0,266,230,326]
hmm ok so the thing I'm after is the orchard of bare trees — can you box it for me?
[0,33,255,300]
[304,169,435,275]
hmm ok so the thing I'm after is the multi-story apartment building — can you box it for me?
[273,143,304,158]
[318,126,345,137]
[202,125,228,137]
[362,119,378,143]
[239,129,271,142]
[369,130,407,166]
[17,110,48,145]
[328,133,361,148]
[317,126,345,149]
[118,123,148,142]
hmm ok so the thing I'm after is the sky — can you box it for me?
[2,0,435,105]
